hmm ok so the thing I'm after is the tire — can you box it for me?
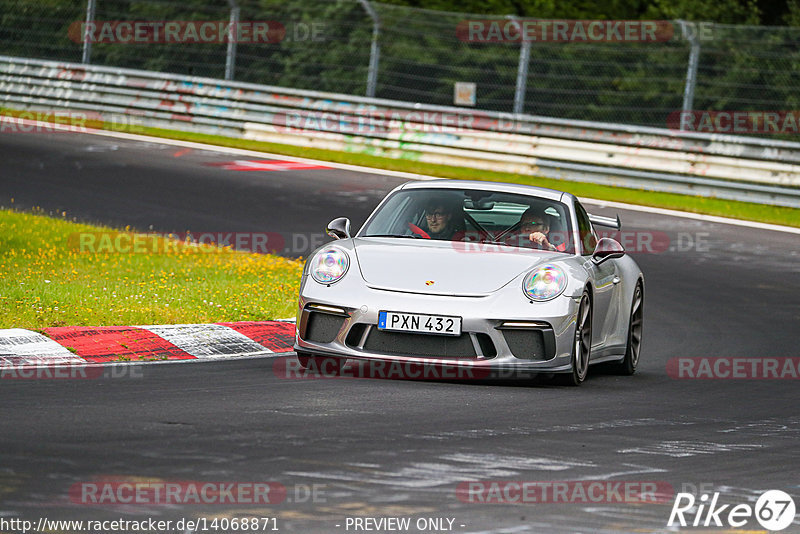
[557,290,592,386]
[615,281,644,376]
[296,351,345,375]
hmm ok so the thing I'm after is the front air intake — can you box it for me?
[363,330,477,359]
[503,329,548,360]
[304,312,345,343]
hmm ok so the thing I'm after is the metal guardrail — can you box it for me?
[2,55,799,208]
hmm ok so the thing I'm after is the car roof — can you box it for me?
[398,179,573,204]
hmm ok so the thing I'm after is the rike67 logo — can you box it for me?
[668,489,796,531]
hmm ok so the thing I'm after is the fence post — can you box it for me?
[679,20,701,131]
[81,0,96,64]
[225,0,240,81]
[509,16,530,115]
[357,0,380,98]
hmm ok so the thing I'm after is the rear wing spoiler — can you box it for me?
[588,213,621,230]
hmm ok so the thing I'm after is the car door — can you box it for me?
[576,202,619,353]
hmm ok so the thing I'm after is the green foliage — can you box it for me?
[785,0,800,25]
[382,0,774,24]
[1,0,798,130]
[643,0,761,24]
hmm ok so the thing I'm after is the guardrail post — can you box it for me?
[357,0,380,98]
[509,16,530,115]
[225,0,240,81]
[81,0,96,64]
[678,20,701,131]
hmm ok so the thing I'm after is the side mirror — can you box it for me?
[326,217,351,240]
[592,237,625,264]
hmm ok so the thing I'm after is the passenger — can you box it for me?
[517,207,565,251]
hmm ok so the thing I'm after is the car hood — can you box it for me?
[353,237,554,296]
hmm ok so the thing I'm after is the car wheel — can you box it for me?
[615,281,643,375]
[558,291,592,386]
[296,351,345,375]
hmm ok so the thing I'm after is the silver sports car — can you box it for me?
[293,180,644,385]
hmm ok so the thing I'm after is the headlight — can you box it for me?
[522,264,567,301]
[310,247,350,284]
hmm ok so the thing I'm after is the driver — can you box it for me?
[517,207,565,251]
[419,197,463,240]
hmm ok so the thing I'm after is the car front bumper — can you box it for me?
[293,278,581,375]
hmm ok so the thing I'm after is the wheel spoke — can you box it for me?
[569,295,592,382]
[624,285,643,369]
[582,320,591,350]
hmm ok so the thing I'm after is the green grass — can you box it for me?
[2,108,798,227]
[0,209,303,329]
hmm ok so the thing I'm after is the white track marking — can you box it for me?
[0,328,84,365]
[140,324,273,358]
[618,440,764,458]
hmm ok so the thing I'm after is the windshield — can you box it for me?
[359,188,573,253]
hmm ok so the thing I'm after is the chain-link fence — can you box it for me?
[2,0,799,131]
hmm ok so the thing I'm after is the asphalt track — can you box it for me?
[1,131,799,533]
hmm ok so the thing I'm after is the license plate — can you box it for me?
[378,311,462,336]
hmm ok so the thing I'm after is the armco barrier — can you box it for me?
[2,55,799,207]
